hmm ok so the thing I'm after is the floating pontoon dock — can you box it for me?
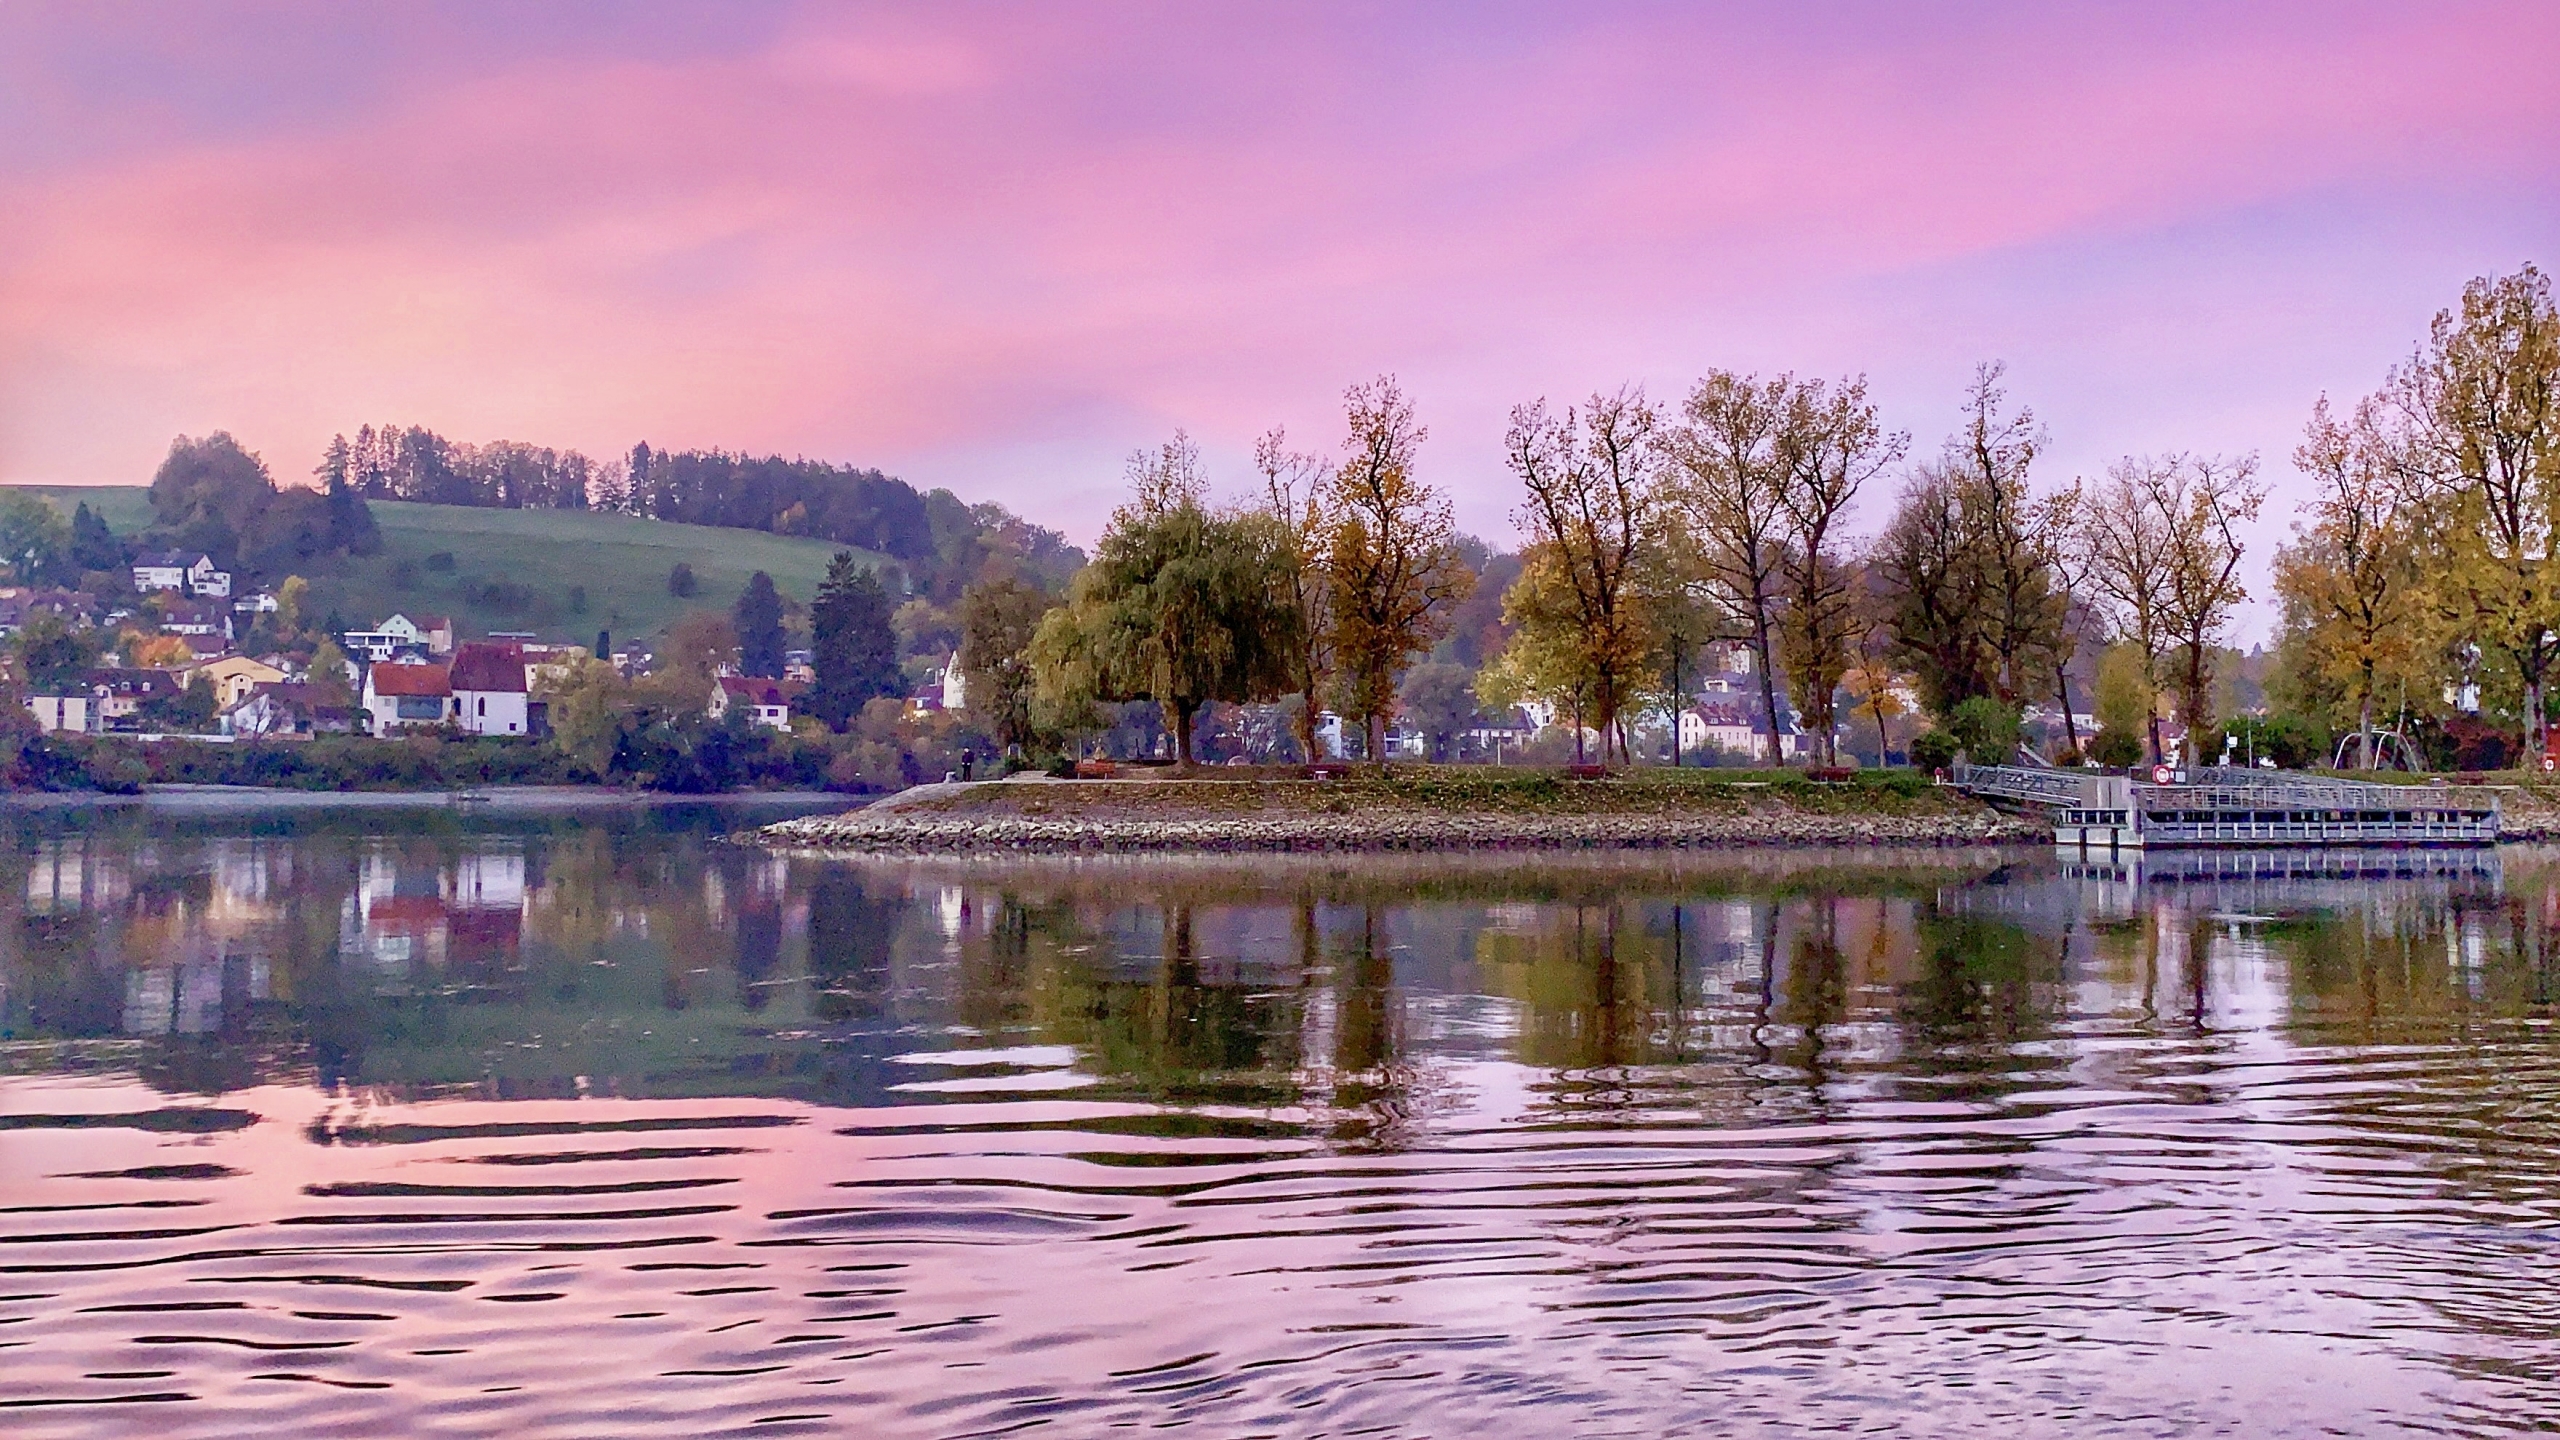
[1953,763,2501,851]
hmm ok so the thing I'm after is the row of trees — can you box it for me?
[958,267,2555,774]
[1491,364,2274,771]
[939,365,2266,771]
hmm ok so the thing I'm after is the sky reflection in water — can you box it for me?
[2,809,2557,1437]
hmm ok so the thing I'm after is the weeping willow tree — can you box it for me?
[1029,435,1300,765]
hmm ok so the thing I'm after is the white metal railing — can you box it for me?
[1951,763,2087,806]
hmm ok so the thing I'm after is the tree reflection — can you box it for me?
[808,870,901,1024]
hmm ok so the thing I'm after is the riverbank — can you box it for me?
[2,784,841,813]
[758,768,2042,853]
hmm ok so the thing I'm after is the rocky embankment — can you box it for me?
[756,772,2042,853]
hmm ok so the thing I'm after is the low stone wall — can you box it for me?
[757,804,2041,853]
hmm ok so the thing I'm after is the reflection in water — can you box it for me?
[4,821,2560,1435]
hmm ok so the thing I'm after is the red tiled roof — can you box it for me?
[369,663,451,697]
[448,642,527,693]
[717,675,804,705]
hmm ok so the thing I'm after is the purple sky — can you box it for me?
[3,2,2554,636]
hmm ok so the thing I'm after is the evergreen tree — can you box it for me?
[733,571,788,678]
[68,502,123,574]
[809,552,900,729]
[328,472,380,555]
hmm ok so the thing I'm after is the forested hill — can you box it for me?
[324,424,1084,600]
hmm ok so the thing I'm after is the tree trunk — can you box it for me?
[1594,677,1618,766]
[1871,693,1890,768]
[1367,712,1386,769]
[2530,677,2547,770]
[2055,661,2080,757]
[1172,699,1196,768]
[1296,685,1320,763]
[1570,691,1585,766]
[1749,600,1784,767]
[2357,686,2374,771]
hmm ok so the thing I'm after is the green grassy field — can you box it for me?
[14,486,897,645]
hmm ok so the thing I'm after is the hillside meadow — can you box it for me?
[14,486,897,643]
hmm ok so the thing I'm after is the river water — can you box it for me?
[3,806,2558,1437]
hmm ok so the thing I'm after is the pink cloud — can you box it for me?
[0,1,2554,627]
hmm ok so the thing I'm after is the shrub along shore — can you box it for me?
[755,766,2045,853]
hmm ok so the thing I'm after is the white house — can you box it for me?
[26,694,93,733]
[130,551,230,598]
[362,660,452,733]
[1680,702,1799,761]
[342,613,454,663]
[710,675,804,731]
[448,643,529,737]
[940,651,967,711]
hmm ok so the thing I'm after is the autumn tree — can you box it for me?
[2274,395,2420,768]
[2399,264,2560,755]
[653,610,739,715]
[1871,374,2067,719]
[2076,457,2179,763]
[1503,387,1667,763]
[1774,376,1905,764]
[957,575,1053,756]
[1946,364,2071,708]
[1873,460,1987,716]
[1667,371,1792,763]
[1478,545,1606,763]
[1254,427,1335,761]
[2153,455,2266,741]
[1324,378,1472,761]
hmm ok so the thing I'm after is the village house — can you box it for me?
[188,655,288,710]
[341,613,454,662]
[517,640,588,693]
[362,660,452,733]
[709,674,804,731]
[448,642,531,737]
[156,595,235,642]
[1679,702,1800,762]
[88,668,185,730]
[221,682,356,738]
[130,551,231,599]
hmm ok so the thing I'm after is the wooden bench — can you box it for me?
[1564,763,1612,780]
[1073,758,1117,779]
[1806,767,1856,783]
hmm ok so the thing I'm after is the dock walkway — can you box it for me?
[1953,763,2500,850]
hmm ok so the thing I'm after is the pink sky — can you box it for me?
[3,2,2555,632]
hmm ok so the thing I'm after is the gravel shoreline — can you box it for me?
[756,792,2043,853]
